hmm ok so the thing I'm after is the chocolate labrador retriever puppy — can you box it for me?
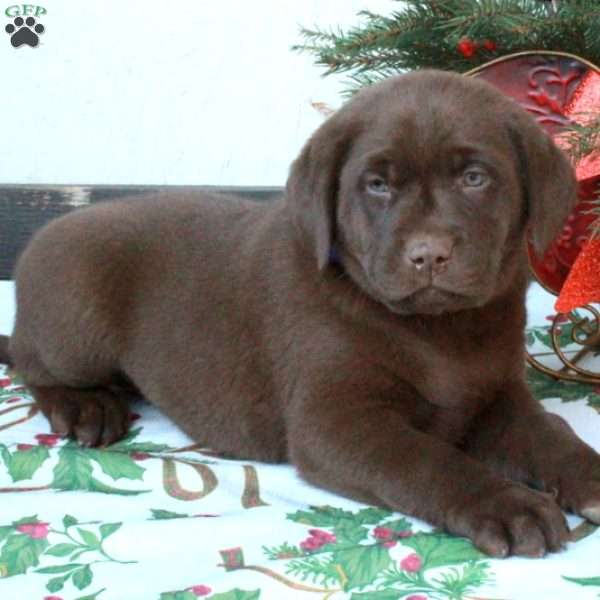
[2,70,600,558]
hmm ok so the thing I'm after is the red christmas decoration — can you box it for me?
[457,38,477,58]
[554,70,600,313]
[482,39,497,51]
[555,238,600,313]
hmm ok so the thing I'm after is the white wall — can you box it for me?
[1,0,396,186]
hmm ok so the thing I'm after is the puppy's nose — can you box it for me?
[406,238,453,273]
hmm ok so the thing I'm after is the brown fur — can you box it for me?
[4,70,600,557]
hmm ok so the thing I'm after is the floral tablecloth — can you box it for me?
[1,308,600,599]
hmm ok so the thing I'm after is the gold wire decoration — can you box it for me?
[526,306,600,384]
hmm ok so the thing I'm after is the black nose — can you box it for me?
[406,237,454,273]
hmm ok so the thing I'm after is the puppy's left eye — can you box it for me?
[461,168,489,188]
[366,176,391,198]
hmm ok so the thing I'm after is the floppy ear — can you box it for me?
[286,114,358,270]
[507,110,578,258]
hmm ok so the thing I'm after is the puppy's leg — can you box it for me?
[30,385,130,447]
[287,379,569,558]
[465,380,600,525]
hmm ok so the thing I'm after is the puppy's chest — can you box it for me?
[416,353,497,406]
[405,346,505,442]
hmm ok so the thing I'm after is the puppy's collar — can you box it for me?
[328,244,342,267]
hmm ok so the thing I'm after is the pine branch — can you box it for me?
[294,0,600,90]
[564,117,600,165]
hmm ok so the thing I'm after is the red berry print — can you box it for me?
[308,529,336,544]
[400,552,422,572]
[373,526,394,540]
[187,585,212,596]
[300,529,337,552]
[17,443,35,451]
[131,452,150,461]
[16,522,49,539]
[0,378,10,388]
[372,525,412,548]
[35,433,61,447]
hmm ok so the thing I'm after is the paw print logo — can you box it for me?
[5,16,45,48]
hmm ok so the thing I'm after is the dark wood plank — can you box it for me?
[0,185,283,279]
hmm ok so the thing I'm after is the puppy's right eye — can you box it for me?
[366,176,391,198]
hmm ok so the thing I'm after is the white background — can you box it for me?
[0,0,396,186]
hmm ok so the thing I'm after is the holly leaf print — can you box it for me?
[401,532,484,569]
[5,444,50,482]
[84,448,145,481]
[336,544,391,590]
[526,365,599,403]
[0,531,49,575]
[159,593,197,600]
[150,509,190,520]
[563,575,600,587]
[350,591,407,600]
[288,506,390,529]
[109,426,173,454]
[211,590,260,600]
[52,443,149,495]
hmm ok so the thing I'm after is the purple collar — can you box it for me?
[328,244,342,267]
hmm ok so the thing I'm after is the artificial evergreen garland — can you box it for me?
[295,0,600,94]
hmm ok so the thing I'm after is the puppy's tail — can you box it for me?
[0,335,13,366]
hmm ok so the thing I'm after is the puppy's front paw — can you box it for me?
[446,483,569,558]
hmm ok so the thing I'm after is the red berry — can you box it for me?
[483,39,497,51]
[17,444,35,451]
[457,38,477,58]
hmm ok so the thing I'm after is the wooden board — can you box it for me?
[0,186,282,280]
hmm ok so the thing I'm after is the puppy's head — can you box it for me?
[286,70,577,316]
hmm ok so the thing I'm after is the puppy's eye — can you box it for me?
[461,168,489,188]
[366,176,391,198]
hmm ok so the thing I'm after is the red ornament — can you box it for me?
[457,38,477,58]
[482,39,497,51]
[555,238,600,313]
